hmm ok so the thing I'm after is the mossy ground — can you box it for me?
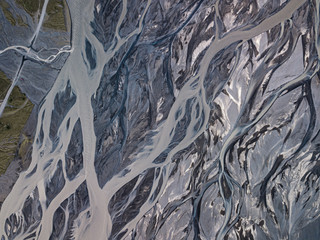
[15,0,41,17]
[0,0,37,26]
[0,1,18,25]
[0,71,33,175]
[43,0,68,31]
[0,0,69,31]
[0,0,70,175]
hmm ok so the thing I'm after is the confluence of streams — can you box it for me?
[0,0,319,239]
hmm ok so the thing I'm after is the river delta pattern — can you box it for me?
[0,0,320,239]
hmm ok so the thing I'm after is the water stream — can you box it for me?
[1,0,320,239]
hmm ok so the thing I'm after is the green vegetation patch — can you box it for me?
[16,14,27,27]
[0,0,30,26]
[15,0,41,17]
[0,71,33,175]
[5,0,69,30]
[0,1,17,25]
[43,0,67,31]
